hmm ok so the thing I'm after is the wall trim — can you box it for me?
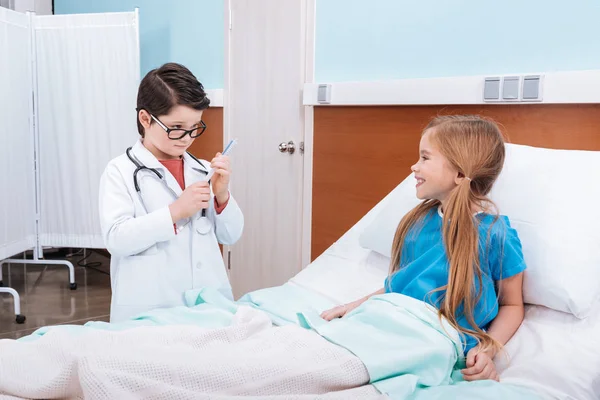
[303,69,600,106]
[221,0,230,271]
[206,88,224,107]
[301,0,316,269]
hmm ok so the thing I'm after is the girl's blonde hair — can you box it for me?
[389,115,506,354]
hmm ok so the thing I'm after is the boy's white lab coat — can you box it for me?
[98,140,243,323]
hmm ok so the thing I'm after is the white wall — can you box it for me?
[316,0,600,82]
[55,0,225,88]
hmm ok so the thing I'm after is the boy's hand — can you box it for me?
[210,153,230,204]
[169,181,211,222]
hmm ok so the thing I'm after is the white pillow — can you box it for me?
[358,173,420,259]
[359,143,600,318]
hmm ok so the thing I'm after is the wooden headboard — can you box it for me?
[311,104,600,260]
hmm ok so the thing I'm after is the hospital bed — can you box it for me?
[289,201,600,400]
[288,142,600,399]
[0,143,598,399]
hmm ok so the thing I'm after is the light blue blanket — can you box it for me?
[241,286,542,400]
[18,284,543,400]
[297,293,463,396]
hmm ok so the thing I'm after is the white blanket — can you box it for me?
[0,307,383,400]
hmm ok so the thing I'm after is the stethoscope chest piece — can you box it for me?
[195,216,212,235]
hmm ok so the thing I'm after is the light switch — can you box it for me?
[522,75,541,101]
[483,77,501,101]
[317,84,331,104]
[502,76,520,100]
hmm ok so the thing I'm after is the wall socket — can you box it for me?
[483,74,543,103]
[522,75,543,102]
[483,77,501,101]
[502,76,520,101]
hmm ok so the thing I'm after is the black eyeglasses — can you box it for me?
[150,114,207,140]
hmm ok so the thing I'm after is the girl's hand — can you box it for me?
[461,347,500,382]
[210,153,230,203]
[320,299,363,321]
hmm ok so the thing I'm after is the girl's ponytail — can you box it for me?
[441,177,501,355]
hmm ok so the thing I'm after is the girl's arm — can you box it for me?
[320,288,385,321]
[486,272,525,357]
[462,272,525,381]
[354,287,386,305]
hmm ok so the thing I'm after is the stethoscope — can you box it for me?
[126,147,213,234]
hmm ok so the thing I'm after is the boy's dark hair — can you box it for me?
[136,63,210,136]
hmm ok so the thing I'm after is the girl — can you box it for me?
[321,115,526,382]
[99,63,244,323]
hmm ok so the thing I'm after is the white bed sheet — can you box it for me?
[290,193,600,400]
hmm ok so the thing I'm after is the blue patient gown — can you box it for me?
[385,207,526,353]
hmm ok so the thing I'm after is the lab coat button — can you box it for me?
[196,262,202,270]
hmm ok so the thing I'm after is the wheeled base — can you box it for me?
[0,258,77,290]
[0,286,26,324]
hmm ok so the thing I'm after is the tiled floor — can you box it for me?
[0,250,112,340]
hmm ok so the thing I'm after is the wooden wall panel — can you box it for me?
[188,107,223,253]
[188,107,224,161]
[312,104,600,260]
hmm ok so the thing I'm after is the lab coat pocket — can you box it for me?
[115,252,166,307]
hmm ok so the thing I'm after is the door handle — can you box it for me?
[278,141,295,154]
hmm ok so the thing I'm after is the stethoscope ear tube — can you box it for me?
[127,146,212,232]
[200,178,211,218]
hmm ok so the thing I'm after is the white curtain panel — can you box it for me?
[0,8,36,260]
[0,1,15,10]
[34,12,140,248]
